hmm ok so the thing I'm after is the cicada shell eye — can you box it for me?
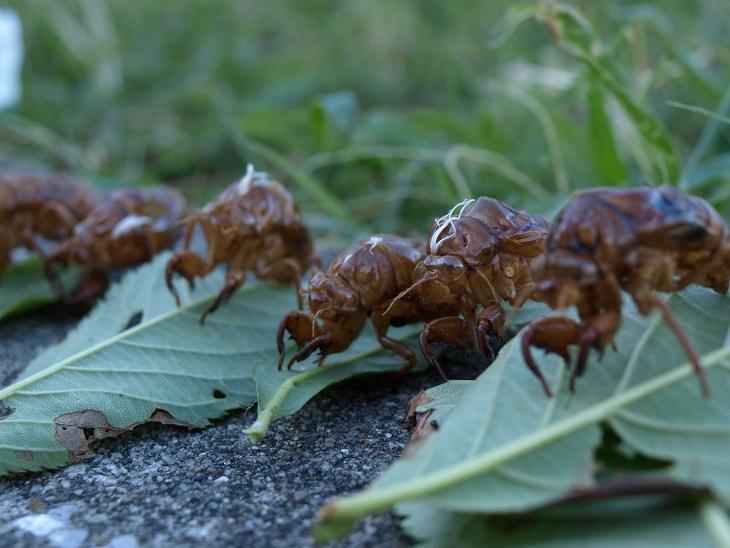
[455,219,498,264]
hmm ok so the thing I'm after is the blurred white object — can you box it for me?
[0,8,23,109]
[502,60,576,91]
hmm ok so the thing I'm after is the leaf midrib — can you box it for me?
[0,286,242,401]
[327,344,730,520]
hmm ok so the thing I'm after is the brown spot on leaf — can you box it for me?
[54,408,193,462]
[402,390,438,458]
[15,450,33,461]
[147,409,191,428]
[54,410,126,462]
[0,403,15,420]
[122,310,143,331]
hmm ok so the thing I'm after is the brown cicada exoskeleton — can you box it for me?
[522,185,730,396]
[386,197,551,378]
[0,173,100,276]
[277,235,431,371]
[48,186,187,301]
[166,165,315,322]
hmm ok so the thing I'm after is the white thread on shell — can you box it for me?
[111,215,152,238]
[236,163,269,196]
[367,236,383,255]
[429,198,474,253]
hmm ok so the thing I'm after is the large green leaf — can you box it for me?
[18,253,206,379]
[0,254,266,474]
[0,258,81,321]
[315,287,730,540]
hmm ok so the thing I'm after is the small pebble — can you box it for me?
[104,534,139,548]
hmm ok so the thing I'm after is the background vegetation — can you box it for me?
[2,0,729,242]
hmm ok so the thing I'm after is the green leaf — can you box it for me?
[315,287,730,540]
[0,253,283,475]
[245,324,422,443]
[397,498,725,548]
[0,258,81,321]
[545,3,680,183]
[586,80,627,185]
[679,87,730,190]
[18,253,207,379]
[310,90,359,150]
[680,154,730,193]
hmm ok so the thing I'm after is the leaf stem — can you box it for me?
[316,347,730,538]
[700,498,730,548]
[246,328,421,443]
[245,366,324,444]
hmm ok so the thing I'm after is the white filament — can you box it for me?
[367,236,383,254]
[112,215,152,237]
[236,163,270,196]
[429,198,474,252]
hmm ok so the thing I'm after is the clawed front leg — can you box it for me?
[521,312,621,396]
[286,333,334,369]
[371,305,418,377]
[165,251,213,306]
[419,304,506,382]
[276,311,319,370]
[419,316,468,382]
[521,317,588,397]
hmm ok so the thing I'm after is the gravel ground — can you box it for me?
[0,308,481,548]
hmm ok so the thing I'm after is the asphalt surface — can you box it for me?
[0,306,482,548]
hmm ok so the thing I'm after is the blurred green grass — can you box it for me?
[1,0,729,240]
